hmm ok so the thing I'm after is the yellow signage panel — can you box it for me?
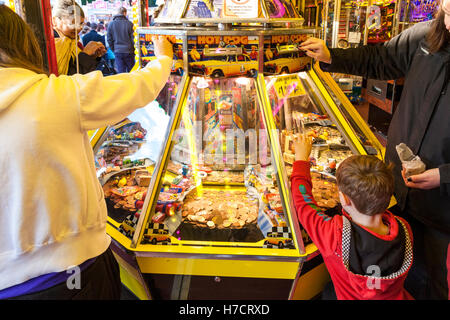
[274,74,305,100]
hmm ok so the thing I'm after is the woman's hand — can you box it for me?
[299,37,332,64]
[95,46,107,57]
[83,41,106,57]
[152,35,173,59]
[294,133,313,162]
[402,168,441,190]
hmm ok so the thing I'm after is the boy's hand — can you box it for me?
[95,46,107,57]
[294,133,312,162]
[299,37,332,64]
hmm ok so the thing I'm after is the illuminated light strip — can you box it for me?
[132,1,140,68]
[181,98,203,196]
[8,0,15,11]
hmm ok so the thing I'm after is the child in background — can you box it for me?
[291,134,414,300]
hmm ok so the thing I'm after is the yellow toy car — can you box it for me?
[263,232,293,248]
[190,54,258,78]
[143,229,171,245]
[119,219,135,237]
[264,51,310,74]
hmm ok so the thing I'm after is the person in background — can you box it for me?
[82,22,106,47]
[291,135,414,300]
[107,7,135,73]
[52,0,106,75]
[0,4,173,299]
[300,0,450,299]
[82,22,116,75]
[97,23,105,36]
[79,25,90,38]
[104,22,116,72]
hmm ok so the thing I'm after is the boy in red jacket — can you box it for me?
[291,134,414,300]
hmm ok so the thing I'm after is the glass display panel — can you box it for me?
[94,76,182,229]
[265,72,356,215]
[142,76,297,249]
[318,74,380,156]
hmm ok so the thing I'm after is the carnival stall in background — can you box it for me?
[319,0,439,142]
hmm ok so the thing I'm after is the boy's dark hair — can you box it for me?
[336,155,394,216]
[97,23,105,32]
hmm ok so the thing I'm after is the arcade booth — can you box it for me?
[321,0,439,142]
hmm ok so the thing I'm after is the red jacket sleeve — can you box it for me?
[290,160,339,256]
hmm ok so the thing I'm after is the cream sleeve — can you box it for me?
[72,56,173,131]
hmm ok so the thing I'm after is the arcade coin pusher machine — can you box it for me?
[90,0,384,299]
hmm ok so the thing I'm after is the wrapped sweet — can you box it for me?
[396,143,426,178]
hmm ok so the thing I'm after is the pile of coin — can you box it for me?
[311,172,340,209]
[316,149,353,166]
[202,171,245,184]
[103,170,147,212]
[167,160,182,174]
[181,189,259,229]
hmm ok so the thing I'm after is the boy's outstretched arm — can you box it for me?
[290,134,338,255]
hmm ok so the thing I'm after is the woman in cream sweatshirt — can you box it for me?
[0,5,172,299]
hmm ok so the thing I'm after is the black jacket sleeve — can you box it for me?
[129,21,135,50]
[107,24,115,52]
[439,164,450,196]
[320,21,431,80]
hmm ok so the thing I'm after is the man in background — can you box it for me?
[82,22,106,47]
[107,7,135,73]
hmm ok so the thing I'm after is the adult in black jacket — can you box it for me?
[107,7,135,73]
[300,1,450,300]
